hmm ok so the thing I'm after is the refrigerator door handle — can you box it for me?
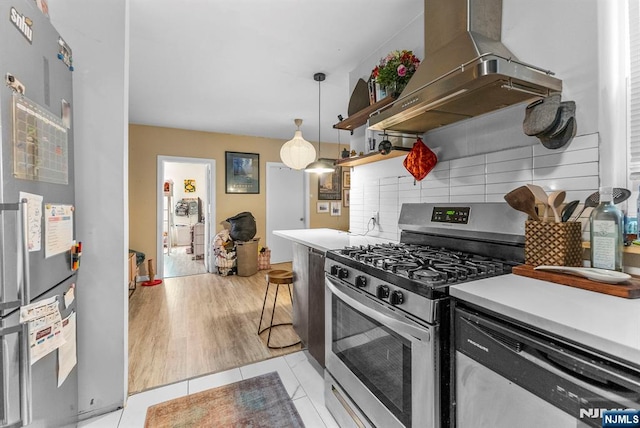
[17,200,32,426]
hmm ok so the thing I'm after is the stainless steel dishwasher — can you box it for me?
[453,304,640,428]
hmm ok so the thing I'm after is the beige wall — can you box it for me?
[129,124,349,259]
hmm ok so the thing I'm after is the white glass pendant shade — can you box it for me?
[280,121,317,170]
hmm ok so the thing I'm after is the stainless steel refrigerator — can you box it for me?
[0,1,78,427]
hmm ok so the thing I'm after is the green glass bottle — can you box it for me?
[589,186,623,271]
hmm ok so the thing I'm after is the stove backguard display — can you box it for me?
[431,207,470,224]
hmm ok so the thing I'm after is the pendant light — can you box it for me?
[305,72,335,174]
[280,118,316,170]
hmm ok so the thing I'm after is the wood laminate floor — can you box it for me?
[128,262,302,394]
[163,246,207,278]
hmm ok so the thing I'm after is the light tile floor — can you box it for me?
[79,351,339,428]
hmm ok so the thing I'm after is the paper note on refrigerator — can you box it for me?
[58,312,77,387]
[64,284,75,309]
[45,204,73,258]
[29,311,65,365]
[19,191,43,252]
[19,295,58,323]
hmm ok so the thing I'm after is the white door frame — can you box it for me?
[266,162,310,258]
[156,155,216,279]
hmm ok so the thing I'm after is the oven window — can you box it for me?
[332,295,411,426]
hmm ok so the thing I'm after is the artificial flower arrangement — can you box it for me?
[371,50,421,97]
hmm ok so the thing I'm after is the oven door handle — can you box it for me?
[326,277,430,343]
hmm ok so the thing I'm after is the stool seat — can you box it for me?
[258,269,300,349]
[265,269,293,284]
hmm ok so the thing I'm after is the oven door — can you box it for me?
[325,276,439,428]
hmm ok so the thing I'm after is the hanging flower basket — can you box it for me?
[371,50,421,97]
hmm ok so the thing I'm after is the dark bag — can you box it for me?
[226,212,257,242]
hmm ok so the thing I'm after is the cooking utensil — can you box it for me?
[533,265,631,284]
[504,186,540,221]
[571,188,632,221]
[560,200,580,222]
[526,184,549,221]
[548,190,566,223]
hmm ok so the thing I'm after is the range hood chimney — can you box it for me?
[368,0,562,133]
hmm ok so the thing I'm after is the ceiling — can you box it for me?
[128,0,423,144]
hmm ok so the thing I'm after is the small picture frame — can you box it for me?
[317,202,329,213]
[342,170,351,189]
[330,202,342,216]
[225,151,259,194]
[343,189,350,207]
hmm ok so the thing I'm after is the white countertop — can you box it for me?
[450,274,640,367]
[273,228,395,252]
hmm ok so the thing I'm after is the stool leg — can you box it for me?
[257,280,271,334]
[266,284,280,348]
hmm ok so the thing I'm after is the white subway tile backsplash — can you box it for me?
[533,162,599,180]
[348,135,599,236]
[534,176,599,192]
[450,184,485,196]
[449,164,485,178]
[420,186,450,198]
[450,154,485,168]
[432,160,450,172]
[421,195,450,203]
[486,194,508,202]
[428,169,450,180]
[486,169,533,184]
[451,194,485,202]
[486,146,533,163]
[450,175,486,187]
[486,181,531,194]
[380,177,398,186]
[421,177,450,190]
[533,147,598,169]
[486,158,533,174]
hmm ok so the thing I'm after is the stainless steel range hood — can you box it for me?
[368,0,562,133]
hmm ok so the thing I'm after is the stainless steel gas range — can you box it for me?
[324,203,527,428]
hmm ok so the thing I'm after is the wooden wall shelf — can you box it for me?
[333,96,396,131]
[335,147,411,167]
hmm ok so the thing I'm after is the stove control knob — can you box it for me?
[390,290,404,306]
[376,285,390,299]
[330,265,339,275]
[355,275,367,288]
[338,268,349,279]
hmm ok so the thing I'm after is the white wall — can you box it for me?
[49,0,129,418]
[348,0,627,235]
[165,162,207,226]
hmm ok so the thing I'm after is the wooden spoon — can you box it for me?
[526,184,549,221]
[548,190,566,223]
[504,186,540,221]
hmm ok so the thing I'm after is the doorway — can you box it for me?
[156,156,216,279]
[266,162,308,263]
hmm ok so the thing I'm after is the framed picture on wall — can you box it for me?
[317,202,329,213]
[343,189,350,207]
[225,151,259,194]
[318,161,341,200]
[330,202,341,216]
[342,170,350,189]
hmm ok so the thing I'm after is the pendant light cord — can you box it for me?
[318,76,321,159]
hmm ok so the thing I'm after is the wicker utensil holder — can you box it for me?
[524,220,583,267]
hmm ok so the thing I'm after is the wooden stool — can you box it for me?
[257,269,301,349]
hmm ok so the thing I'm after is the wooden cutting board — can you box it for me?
[512,264,640,299]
